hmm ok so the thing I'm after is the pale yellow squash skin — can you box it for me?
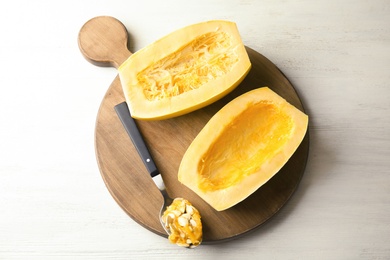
[118,20,251,120]
[178,87,308,211]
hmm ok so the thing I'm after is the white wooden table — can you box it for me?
[1,1,389,259]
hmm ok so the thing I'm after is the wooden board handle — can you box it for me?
[78,16,132,68]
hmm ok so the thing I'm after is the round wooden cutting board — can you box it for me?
[78,16,310,243]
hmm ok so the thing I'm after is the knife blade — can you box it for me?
[114,102,165,191]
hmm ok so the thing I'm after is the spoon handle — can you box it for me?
[115,102,159,177]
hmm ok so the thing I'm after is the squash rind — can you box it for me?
[118,20,251,120]
[178,87,308,211]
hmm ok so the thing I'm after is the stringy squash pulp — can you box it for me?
[118,20,251,120]
[178,87,308,211]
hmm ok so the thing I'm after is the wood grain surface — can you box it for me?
[78,16,309,243]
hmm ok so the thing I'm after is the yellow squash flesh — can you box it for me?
[178,87,308,211]
[118,20,251,120]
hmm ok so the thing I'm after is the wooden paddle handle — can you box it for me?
[78,16,132,68]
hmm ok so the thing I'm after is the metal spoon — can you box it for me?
[114,102,174,236]
[115,102,202,248]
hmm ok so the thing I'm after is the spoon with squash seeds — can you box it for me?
[115,102,202,248]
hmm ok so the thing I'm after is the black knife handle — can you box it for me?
[114,102,159,177]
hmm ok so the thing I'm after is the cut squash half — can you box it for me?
[178,87,308,211]
[118,20,251,120]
